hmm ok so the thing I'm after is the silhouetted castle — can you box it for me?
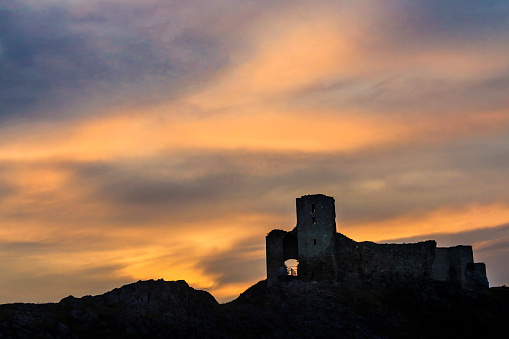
[266,194,489,289]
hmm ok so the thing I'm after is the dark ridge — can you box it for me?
[1,279,508,338]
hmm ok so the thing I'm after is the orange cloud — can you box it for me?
[2,2,509,164]
[187,16,356,109]
[344,203,509,243]
[2,0,509,304]
[4,104,506,165]
[0,107,410,162]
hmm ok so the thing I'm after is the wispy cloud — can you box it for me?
[1,0,509,303]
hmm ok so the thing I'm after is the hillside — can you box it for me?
[1,279,508,338]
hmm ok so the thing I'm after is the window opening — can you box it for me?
[284,259,299,276]
[312,204,316,213]
[314,239,317,245]
[312,217,316,224]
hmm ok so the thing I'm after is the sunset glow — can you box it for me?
[1,0,509,303]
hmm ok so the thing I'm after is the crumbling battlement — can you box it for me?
[334,234,437,284]
[266,194,489,289]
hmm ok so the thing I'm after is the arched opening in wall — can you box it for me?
[285,259,299,277]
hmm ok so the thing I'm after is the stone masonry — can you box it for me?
[266,194,489,289]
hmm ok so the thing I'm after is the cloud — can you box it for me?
[289,74,509,118]
[0,234,134,303]
[382,223,509,246]
[260,1,509,119]
[200,237,266,285]
[0,1,229,121]
[0,259,132,303]
[8,129,504,234]
[1,0,509,303]
[8,123,509,223]
[0,178,15,202]
[476,236,509,254]
[400,0,509,38]
[4,0,509,123]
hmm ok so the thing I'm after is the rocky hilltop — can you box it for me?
[1,279,508,338]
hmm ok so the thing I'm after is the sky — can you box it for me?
[1,0,509,303]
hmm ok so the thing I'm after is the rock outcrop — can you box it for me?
[0,279,218,338]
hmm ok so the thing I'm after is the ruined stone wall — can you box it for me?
[266,194,489,289]
[466,263,489,288]
[334,234,437,283]
[445,246,474,287]
[431,248,451,282]
[266,229,298,286]
[266,230,286,287]
[431,245,489,288]
[297,255,337,282]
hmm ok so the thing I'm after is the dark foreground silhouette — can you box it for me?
[1,279,508,338]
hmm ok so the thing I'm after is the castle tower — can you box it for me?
[296,194,337,281]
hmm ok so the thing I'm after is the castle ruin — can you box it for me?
[266,194,489,289]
